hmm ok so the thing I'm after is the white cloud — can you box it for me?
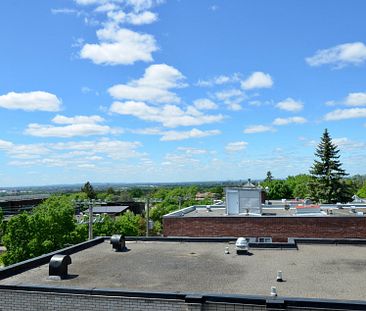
[52,114,105,124]
[243,125,275,134]
[345,92,366,106]
[306,42,366,68]
[25,114,119,137]
[193,98,218,110]
[110,101,224,127]
[160,128,221,141]
[25,123,115,138]
[196,74,239,87]
[215,88,245,111]
[241,72,273,90]
[272,116,307,126]
[177,147,208,155]
[275,98,303,112]
[225,141,248,152]
[51,8,79,15]
[324,108,366,121]
[80,26,157,65]
[51,139,143,160]
[107,10,158,25]
[332,137,366,150]
[95,3,119,12]
[0,91,62,111]
[108,64,185,103]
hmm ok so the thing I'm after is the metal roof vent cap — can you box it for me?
[276,271,283,282]
[110,234,126,252]
[270,286,277,297]
[49,254,71,280]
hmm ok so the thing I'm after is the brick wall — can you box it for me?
[163,216,366,242]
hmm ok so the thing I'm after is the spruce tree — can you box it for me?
[309,129,350,203]
[81,181,97,199]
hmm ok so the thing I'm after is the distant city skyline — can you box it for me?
[1,0,366,186]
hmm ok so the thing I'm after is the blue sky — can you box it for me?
[1,0,366,186]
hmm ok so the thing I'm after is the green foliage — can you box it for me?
[207,186,224,199]
[285,174,312,199]
[93,215,115,236]
[114,211,144,236]
[81,181,96,199]
[261,179,292,200]
[0,207,3,240]
[357,182,366,198]
[264,171,273,183]
[1,196,77,266]
[309,129,351,203]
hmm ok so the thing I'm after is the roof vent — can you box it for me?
[276,271,283,282]
[49,254,71,279]
[235,237,249,255]
[270,286,277,297]
[110,234,126,252]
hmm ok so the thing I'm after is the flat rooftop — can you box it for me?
[2,241,366,301]
[166,206,366,217]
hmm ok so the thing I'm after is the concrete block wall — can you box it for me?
[0,289,187,311]
[163,216,366,242]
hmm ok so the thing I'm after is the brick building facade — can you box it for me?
[163,216,366,241]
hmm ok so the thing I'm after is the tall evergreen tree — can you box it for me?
[81,181,96,199]
[309,129,350,203]
[264,171,273,182]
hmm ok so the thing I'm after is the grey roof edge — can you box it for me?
[1,284,366,310]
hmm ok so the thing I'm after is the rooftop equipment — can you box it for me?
[276,271,283,282]
[226,184,264,215]
[49,254,72,279]
[235,237,249,255]
[270,286,277,297]
[110,234,126,252]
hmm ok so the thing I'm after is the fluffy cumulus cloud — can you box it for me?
[0,91,62,111]
[80,26,157,65]
[272,116,307,126]
[275,98,303,112]
[241,72,273,90]
[306,42,366,68]
[160,128,221,141]
[243,125,275,134]
[345,92,366,106]
[324,108,366,121]
[225,141,248,152]
[110,101,224,128]
[108,64,186,103]
[25,114,120,137]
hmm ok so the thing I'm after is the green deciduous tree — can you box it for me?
[114,211,144,236]
[309,129,351,203]
[1,196,77,266]
[357,182,366,198]
[261,179,292,200]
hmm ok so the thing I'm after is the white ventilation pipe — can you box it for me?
[276,270,283,282]
[270,286,277,297]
